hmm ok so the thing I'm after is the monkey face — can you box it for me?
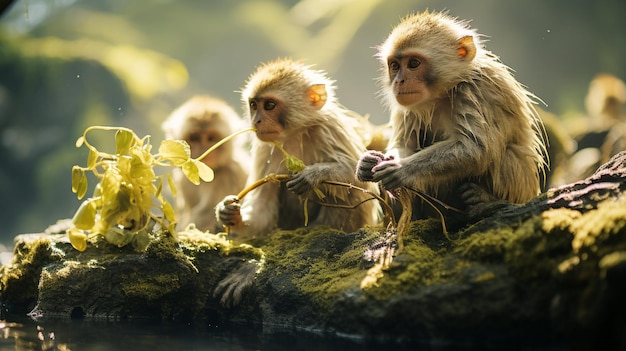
[387,54,434,107]
[249,97,284,142]
[185,128,226,168]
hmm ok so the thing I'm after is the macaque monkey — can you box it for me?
[216,58,380,241]
[554,74,626,186]
[357,11,547,218]
[585,73,626,128]
[162,95,248,233]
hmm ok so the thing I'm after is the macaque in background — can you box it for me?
[216,58,380,242]
[585,73,626,130]
[553,74,626,186]
[162,95,248,233]
[356,11,548,219]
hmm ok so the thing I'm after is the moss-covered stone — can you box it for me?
[3,154,626,350]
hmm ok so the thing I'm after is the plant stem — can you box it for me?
[196,127,256,162]
[236,173,291,199]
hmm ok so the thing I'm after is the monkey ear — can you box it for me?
[307,84,328,110]
[457,35,476,61]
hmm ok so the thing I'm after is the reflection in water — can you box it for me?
[0,315,418,351]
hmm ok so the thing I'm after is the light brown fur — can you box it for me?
[216,58,380,240]
[162,95,248,232]
[357,11,547,216]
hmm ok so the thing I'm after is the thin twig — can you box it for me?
[322,180,396,227]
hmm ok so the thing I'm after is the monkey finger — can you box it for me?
[286,174,312,195]
[362,149,386,160]
[217,203,241,226]
[356,152,385,181]
[222,195,240,206]
[356,166,375,182]
[373,167,404,190]
[371,159,400,174]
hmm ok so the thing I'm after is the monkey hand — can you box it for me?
[215,195,242,227]
[356,150,387,181]
[286,168,317,195]
[213,260,259,308]
[371,157,404,190]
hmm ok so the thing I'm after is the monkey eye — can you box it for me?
[408,57,421,69]
[264,100,276,110]
[388,60,400,71]
[249,101,257,111]
[188,133,201,143]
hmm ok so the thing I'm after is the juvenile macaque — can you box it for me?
[162,95,248,232]
[357,11,547,217]
[216,58,380,241]
[585,73,626,128]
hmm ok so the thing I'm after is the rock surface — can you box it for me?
[3,152,626,350]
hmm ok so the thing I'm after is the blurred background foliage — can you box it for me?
[0,0,624,246]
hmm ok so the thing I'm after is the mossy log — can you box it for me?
[3,152,626,350]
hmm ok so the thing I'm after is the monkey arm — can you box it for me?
[373,126,492,191]
[287,153,359,196]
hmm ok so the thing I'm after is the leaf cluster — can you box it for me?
[69,126,213,251]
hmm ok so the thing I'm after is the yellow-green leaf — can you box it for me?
[286,155,306,174]
[159,139,191,166]
[72,199,97,230]
[75,136,85,148]
[87,149,98,168]
[115,129,136,155]
[71,166,84,194]
[155,177,163,198]
[167,173,177,198]
[68,227,88,252]
[181,159,200,185]
[71,167,88,199]
[162,200,176,223]
[195,160,215,182]
[77,173,88,200]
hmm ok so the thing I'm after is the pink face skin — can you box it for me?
[387,53,434,107]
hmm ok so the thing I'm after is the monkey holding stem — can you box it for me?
[162,95,249,233]
[216,58,380,242]
[357,11,548,219]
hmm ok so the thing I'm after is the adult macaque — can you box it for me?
[357,11,547,218]
[216,58,380,241]
[162,95,248,233]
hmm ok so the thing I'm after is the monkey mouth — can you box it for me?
[256,130,281,142]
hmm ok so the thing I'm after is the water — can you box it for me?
[0,314,420,351]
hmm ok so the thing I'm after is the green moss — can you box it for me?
[122,273,181,299]
[0,235,62,310]
[455,227,517,262]
[258,226,380,310]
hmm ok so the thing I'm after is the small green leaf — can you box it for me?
[72,199,97,230]
[167,173,177,198]
[71,167,88,199]
[285,155,306,174]
[195,160,215,182]
[162,200,176,223]
[87,149,98,168]
[155,177,163,198]
[75,136,85,148]
[68,227,88,252]
[159,139,191,166]
[181,159,200,185]
[77,173,88,200]
[115,129,136,155]
[71,166,84,194]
